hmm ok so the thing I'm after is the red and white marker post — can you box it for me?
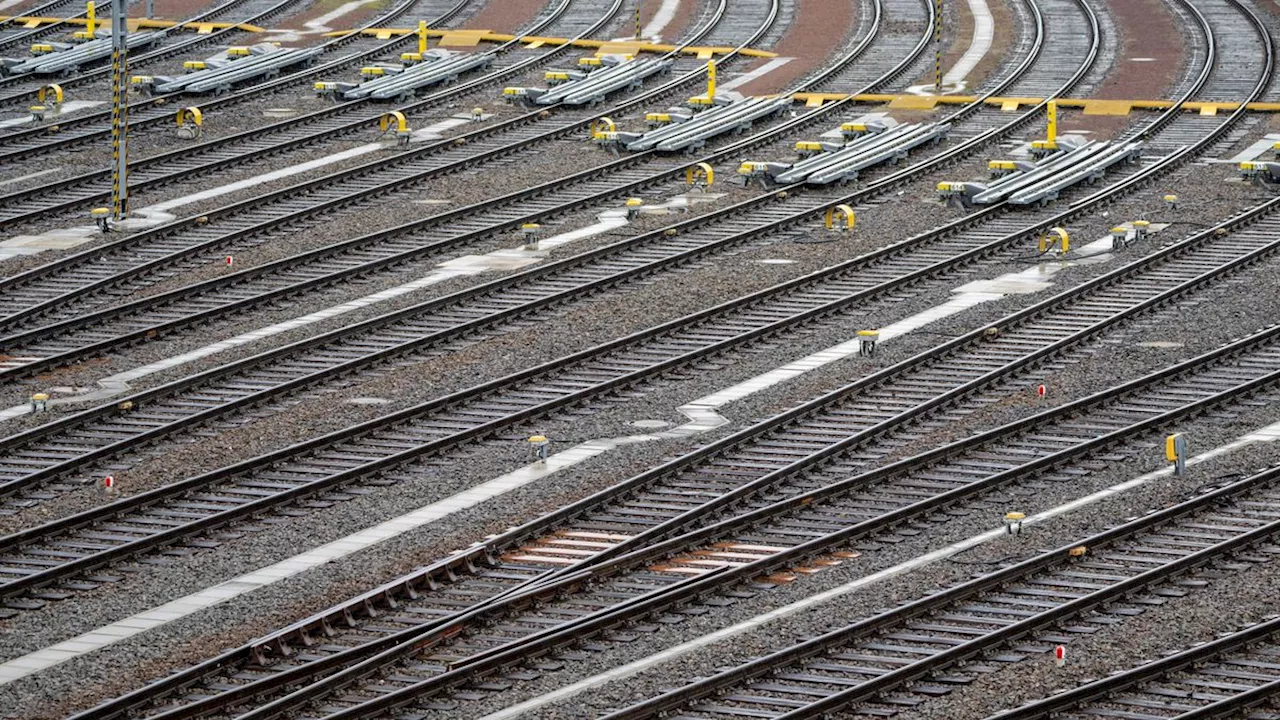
[225,256,234,267]
[103,475,116,493]
[1037,383,1047,401]
[1054,644,1066,667]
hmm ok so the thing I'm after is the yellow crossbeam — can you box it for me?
[320,27,777,58]
[789,92,1280,113]
[0,15,263,31]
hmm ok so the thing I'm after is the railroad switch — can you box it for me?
[857,329,879,357]
[29,393,49,413]
[1003,511,1026,535]
[737,161,781,188]
[528,435,550,463]
[521,223,541,250]
[90,206,111,233]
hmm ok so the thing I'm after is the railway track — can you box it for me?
[0,0,937,395]
[0,0,771,333]
[987,613,1280,720]
[35,140,1280,720]
[0,0,1073,518]
[0,0,90,55]
[0,0,1259,535]
[602,460,1280,720]
[0,0,320,105]
[0,0,495,161]
[0,0,605,227]
[20,0,1280,707]
[74,317,1280,719]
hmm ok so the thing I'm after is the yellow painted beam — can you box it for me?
[0,15,262,30]
[788,92,1280,114]
[318,26,776,57]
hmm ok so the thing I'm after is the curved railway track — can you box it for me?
[17,0,1280,714]
[0,0,1249,571]
[0,0,608,226]
[0,0,774,332]
[0,0,91,55]
[60,183,1280,720]
[0,0,508,160]
[603,460,1280,720]
[0,0,1062,516]
[0,0,325,104]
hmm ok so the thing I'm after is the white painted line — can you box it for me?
[641,0,681,39]
[0,115,482,261]
[0,225,1167,682]
[943,0,994,87]
[478,416,1280,720]
[715,57,794,93]
[0,192,719,421]
[0,453,584,685]
[0,101,107,129]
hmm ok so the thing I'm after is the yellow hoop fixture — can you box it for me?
[590,116,616,139]
[685,162,714,187]
[379,111,409,134]
[824,204,856,231]
[37,83,63,106]
[1038,226,1069,254]
[176,106,203,128]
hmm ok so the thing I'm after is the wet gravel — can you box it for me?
[8,2,1280,718]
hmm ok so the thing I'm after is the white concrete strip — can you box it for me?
[0,452,591,685]
[0,193,720,422]
[942,0,994,87]
[0,167,62,189]
[0,101,107,129]
[715,57,793,93]
[0,224,1219,684]
[0,115,483,260]
[640,0,681,39]
[479,416,1280,720]
[1223,133,1280,164]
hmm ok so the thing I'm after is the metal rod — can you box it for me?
[634,3,641,39]
[110,0,128,218]
[934,0,942,92]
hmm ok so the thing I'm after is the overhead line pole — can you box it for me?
[109,0,128,219]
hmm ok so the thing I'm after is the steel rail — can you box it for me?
[0,0,317,100]
[0,0,1053,373]
[190,221,1280,720]
[67,14,1280,712]
[602,460,1280,720]
[985,614,1280,720]
[0,0,770,570]
[40,1,1269,712]
[0,0,909,384]
[0,0,1050,516]
[0,0,765,331]
[249,324,1280,719]
[0,0,616,226]
[0,0,485,159]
